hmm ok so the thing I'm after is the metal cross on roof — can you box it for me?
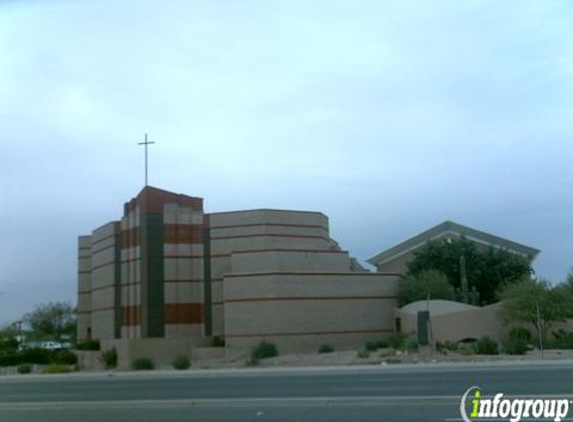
[138,133,156,187]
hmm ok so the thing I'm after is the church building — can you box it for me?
[78,187,541,366]
[77,186,399,363]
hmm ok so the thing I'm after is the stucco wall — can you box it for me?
[224,273,399,355]
[396,301,506,344]
[102,337,210,370]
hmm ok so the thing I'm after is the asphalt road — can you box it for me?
[1,363,572,422]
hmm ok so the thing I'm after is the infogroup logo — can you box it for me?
[460,386,571,422]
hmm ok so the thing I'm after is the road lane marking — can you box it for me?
[0,396,464,411]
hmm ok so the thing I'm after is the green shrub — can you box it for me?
[387,333,407,349]
[53,350,78,365]
[250,340,278,361]
[458,348,475,356]
[132,358,154,371]
[318,344,334,354]
[357,350,370,359]
[502,336,528,355]
[0,352,19,367]
[476,336,499,355]
[76,340,101,351]
[211,337,226,348]
[508,327,532,343]
[365,340,389,351]
[404,336,419,352]
[17,363,32,374]
[546,330,573,349]
[42,364,73,374]
[436,340,458,353]
[100,348,118,369]
[20,348,53,364]
[172,355,191,370]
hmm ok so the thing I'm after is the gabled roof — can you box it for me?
[367,220,540,266]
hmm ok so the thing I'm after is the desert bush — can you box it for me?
[53,350,78,365]
[318,344,334,354]
[458,348,475,356]
[357,350,370,359]
[365,340,389,352]
[100,348,118,369]
[475,336,499,355]
[250,340,278,361]
[404,336,419,352]
[211,337,226,348]
[502,336,528,355]
[172,355,191,370]
[387,333,407,349]
[436,340,458,353]
[75,340,100,351]
[132,358,155,371]
[546,330,573,349]
[42,364,73,374]
[17,363,32,374]
[508,327,532,343]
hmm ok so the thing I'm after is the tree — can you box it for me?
[0,325,19,351]
[497,278,573,341]
[406,237,532,305]
[23,302,76,340]
[398,270,455,307]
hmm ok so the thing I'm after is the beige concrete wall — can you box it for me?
[89,222,119,341]
[163,204,203,225]
[211,225,328,238]
[91,309,115,341]
[102,337,210,370]
[211,236,330,255]
[209,209,328,230]
[231,250,351,273]
[120,207,140,340]
[164,324,203,338]
[77,235,92,341]
[164,257,203,280]
[223,273,399,355]
[212,303,224,336]
[76,351,105,371]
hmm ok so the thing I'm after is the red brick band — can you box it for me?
[225,271,401,278]
[226,328,393,338]
[164,303,204,324]
[164,224,203,244]
[209,222,328,231]
[225,296,397,303]
[211,234,330,242]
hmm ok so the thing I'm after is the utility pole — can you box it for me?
[138,133,155,187]
[536,301,544,359]
[460,255,469,304]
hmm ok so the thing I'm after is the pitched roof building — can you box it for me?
[367,220,540,274]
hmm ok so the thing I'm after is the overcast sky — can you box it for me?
[1,0,572,326]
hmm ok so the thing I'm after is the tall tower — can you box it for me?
[121,186,205,338]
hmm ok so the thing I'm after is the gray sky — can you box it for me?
[1,0,572,326]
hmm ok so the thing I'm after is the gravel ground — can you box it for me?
[191,348,573,370]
